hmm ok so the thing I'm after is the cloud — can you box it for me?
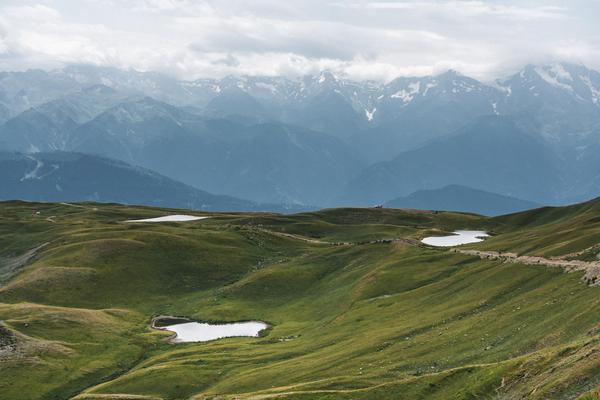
[131,0,213,14]
[211,54,240,67]
[352,1,567,20]
[2,4,61,21]
[186,15,447,62]
[0,0,597,81]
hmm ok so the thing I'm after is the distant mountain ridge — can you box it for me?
[384,184,540,216]
[0,96,363,206]
[0,151,300,212]
[339,115,560,205]
[2,63,599,130]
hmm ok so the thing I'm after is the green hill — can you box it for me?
[1,200,600,399]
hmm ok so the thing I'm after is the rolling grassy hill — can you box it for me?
[1,200,600,399]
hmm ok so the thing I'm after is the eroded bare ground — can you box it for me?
[0,320,73,365]
[455,249,600,285]
[0,243,49,284]
[0,323,19,359]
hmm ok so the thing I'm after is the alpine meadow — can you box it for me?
[2,1,600,399]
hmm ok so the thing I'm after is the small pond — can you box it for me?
[153,317,268,343]
[421,230,489,247]
[125,215,208,223]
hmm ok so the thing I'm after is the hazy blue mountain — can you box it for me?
[35,84,129,124]
[59,65,217,108]
[0,103,10,124]
[0,151,265,211]
[0,65,210,119]
[203,86,270,122]
[339,116,560,205]
[70,96,210,162]
[3,63,600,206]
[384,184,540,216]
[291,90,365,139]
[561,136,600,203]
[0,84,135,152]
[65,97,363,205]
[216,123,364,204]
[0,69,83,118]
[205,71,374,139]
[0,109,74,153]
[350,71,504,161]
[68,97,238,194]
[3,63,599,146]
[497,64,600,146]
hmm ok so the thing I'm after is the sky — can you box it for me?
[1,0,600,81]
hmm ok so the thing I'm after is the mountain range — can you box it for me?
[0,151,296,212]
[1,62,600,210]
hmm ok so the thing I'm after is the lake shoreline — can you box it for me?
[150,315,270,343]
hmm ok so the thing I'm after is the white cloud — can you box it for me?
[0,0,597,81]
[2,4,61,21]
[354,1,566,20]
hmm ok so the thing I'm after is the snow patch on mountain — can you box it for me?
[581,75,600,104]
[491,102,499,115]
[391,81,421,103]
[19,157,60,181]
[452,80,478,93]
[494,83,512,96]
[423,82,438,95]
[20,157,44,181]
[255,82,278,93]
[534,66,573,91]
[365,108,376,121]
[550,63,573,81]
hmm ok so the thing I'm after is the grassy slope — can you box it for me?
[0,200,599,399]
[477,199,600,256]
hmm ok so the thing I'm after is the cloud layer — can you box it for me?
[0,0,599,81]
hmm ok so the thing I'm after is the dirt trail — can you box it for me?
[455,249,600,285]
[259,228,420,247]
[258,229,333,245]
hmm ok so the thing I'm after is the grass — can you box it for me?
[0,200,600,399]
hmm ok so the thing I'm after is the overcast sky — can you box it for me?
[1,0,599,81]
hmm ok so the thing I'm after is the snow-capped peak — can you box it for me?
[534,64,574,92]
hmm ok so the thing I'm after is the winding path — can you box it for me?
[454,249,600,285]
